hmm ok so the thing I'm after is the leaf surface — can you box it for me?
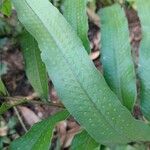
[10,110,69,150]
[12,0,150,145]
[0,78,7,96]
[21,30,49,101]
[0,0,12,16]
[99,4,137,111]
[111,144,147,150]
[62,0,90,53]
[71,130,100,150]
[136,0,150,121]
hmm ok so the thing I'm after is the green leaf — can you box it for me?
[99,4,137,111]
[20,30,49,101]
[111,144,147,150]
[0,102,13,115]
[13,0,150,145]
[0,99,27,115]
[137,0,150,121]
[0,0,12,16]
[10,110,69,150]
[71,130,100,150]
[0,78,7,96]
[62,0,91,53]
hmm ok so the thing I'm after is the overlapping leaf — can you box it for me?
[62,0,90,53]
[71,130,100,150]
[21,30,49,101]
[12,0,150,145]
[136,0,150,121]
[99,4,137,111]
[10,110,69,150]
[109,144,146,150]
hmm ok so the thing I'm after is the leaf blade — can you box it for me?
[71,130,100,150]
[136,0,150,120]
[12,0,150,145]
[9,110,69,150]
[21,30,49,101]
[0,0,12,16]
[98,4,137,111]
[62,0,91,53]
[0,78,7,96]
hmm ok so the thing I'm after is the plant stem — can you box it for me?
[13,106,28,132]
[4,96,65,108]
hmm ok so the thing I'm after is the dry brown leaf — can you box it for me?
[25,93,38,100]
[56,120,80,148]
[90,51,100,60]
[0,126,8,136]
[56,121,67,146]
[63,126,81,148]
[0,120,8,137]
[87,8,100,26]
[18,106,40,126]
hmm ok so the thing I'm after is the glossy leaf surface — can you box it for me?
[99,4,137,111]
[21,30,49,101]
[10,110,69,150]
[63,0,90,53]
[71,130,100,150]
[137,0,150,121]
[12,0,150,145]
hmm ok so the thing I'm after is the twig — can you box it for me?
[4,96,64,108]
[13,106,28,132]
[1,96,65,131]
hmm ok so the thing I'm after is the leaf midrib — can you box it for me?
[113,12,123,103]
[23,0,130,141]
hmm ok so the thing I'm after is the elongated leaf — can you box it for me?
[0,78,7,96]
[0,0,12,16]
[13,0,150,145]
[62,0,90,53]
[99,4,137,111]
[10,110,69,150]
[21,30,49,101]
[71,130,100,150]
[137,0,150,121]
